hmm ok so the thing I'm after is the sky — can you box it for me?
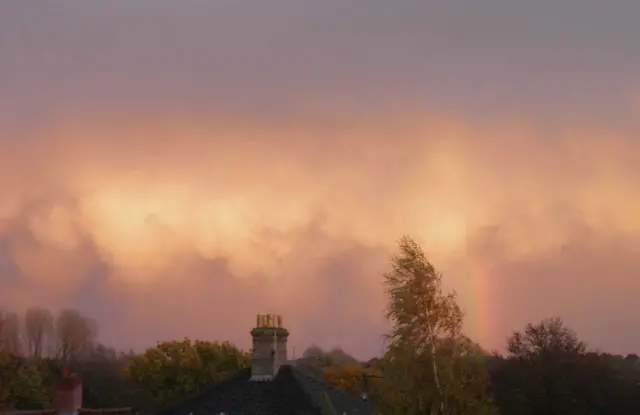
[0,1,639,358]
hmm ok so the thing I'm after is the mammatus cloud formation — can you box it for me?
[1,1,639,357]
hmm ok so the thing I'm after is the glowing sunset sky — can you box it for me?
[1,1,639,357]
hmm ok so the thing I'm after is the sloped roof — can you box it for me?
[160,365,373,415]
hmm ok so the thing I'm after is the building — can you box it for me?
[160,314,373,415]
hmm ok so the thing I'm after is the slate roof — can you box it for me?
[160,364,374,415]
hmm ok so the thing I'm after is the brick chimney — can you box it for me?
[250,314,288,381]
[55,368,82,415]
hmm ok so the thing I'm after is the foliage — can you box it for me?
[80,359,135,409]
[437,337,497,415]
[507,317,589,415]
[322,364,382,398]
[507,317,586,358]
[0,351,51,410]
[298,345,360,379]
[381,235,497,415]
[491,317,640,415]
[124,338,250,409]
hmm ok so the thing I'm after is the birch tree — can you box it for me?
[383,236,495,415]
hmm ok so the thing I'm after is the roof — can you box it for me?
[160,365,374,415]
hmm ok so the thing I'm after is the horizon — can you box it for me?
[1,1,639,359]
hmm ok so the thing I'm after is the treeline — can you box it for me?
[0,310,248,412]
[299,321,640,415]
[0,307,136,410]
[2,237,640,414]
[0,307,118,361]
[3,320,639,414]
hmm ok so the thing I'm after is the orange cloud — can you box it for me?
[0,109,639,355]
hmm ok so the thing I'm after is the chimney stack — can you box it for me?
[250,314,288,381]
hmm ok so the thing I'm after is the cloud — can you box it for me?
[465,225,640,353]
[1,111,639,356]
[0,1,639,357]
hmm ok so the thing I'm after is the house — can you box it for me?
[160,314,374,415]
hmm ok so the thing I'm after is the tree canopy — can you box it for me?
[124,338,250,409]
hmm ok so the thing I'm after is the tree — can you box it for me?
[80,357,134,409]
[382,236,496,415]
[0,351,51,409]
[55,309,97,362]
[488,322,640,415]
[437,337,497,415]
[300,345,358,367]
[303,344,325,359]
[24,307,54,359]
[124,338,250,409]
[297,345,359,379]
[507,317,585,358]
[325,347,359,366]
[322,364,383,399]
[496,318,597,415]
[0,310,22,355]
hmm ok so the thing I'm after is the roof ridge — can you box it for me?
[288,365,373,413]
[160,367,252,414]
[279,365,326,415]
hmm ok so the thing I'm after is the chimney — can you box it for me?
[55,368,82,415]
[250,314,288,381]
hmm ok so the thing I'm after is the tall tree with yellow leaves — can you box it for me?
[382,236,496,415]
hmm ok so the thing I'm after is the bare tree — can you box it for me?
[0,310,22,354]
[24,307,54,358]
[55,309,98,362]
